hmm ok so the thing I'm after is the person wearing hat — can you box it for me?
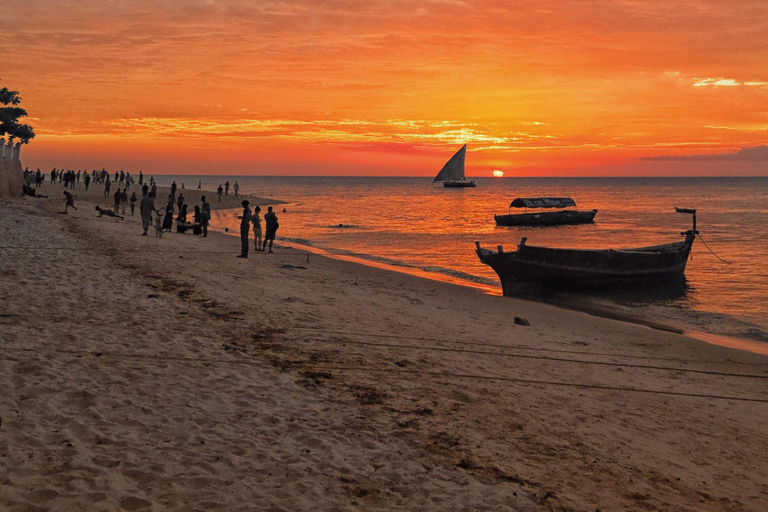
[237,200,252,258]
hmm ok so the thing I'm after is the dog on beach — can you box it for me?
[154,210,164,238]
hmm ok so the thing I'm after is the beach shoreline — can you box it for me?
[220,227,768,357]
[2,183,768,511]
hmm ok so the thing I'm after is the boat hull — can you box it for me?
[494,209,597,226]
[476,232,695,292]
[443,180,476,188]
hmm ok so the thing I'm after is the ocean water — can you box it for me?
[159,176,768,343]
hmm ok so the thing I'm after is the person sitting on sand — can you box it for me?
[95,206,123,220]
[22,184,47,198]
[63,191,77,212]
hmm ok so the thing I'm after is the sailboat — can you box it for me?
[433,144,476,188]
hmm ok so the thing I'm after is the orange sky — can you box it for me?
[3,0,768,176]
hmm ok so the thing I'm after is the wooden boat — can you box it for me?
[494,197,597,226]
[433,144,476,188]
[476,208,698,292]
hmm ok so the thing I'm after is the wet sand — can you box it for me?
[2,181,768,511]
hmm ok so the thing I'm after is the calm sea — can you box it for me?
[158,176,768,344]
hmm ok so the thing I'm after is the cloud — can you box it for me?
[641,146,768,161]
[693,78,768,88]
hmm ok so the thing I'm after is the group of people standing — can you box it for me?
[216,180,240,201]
[238,200,278,258]
[139,182,213,238]
[22,167,279,254]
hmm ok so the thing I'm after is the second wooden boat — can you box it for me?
[494,197,597,226]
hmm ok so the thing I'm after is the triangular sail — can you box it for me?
[433,144,467,182]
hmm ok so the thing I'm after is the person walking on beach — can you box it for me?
[129,192,137,215]
[252,205,263,251]
[217,184,223,202]
[197,180,201,190]
[225,181,230,196]
[104,177,111,198]
[200,196,211,237]
[84,173,91,191]
[63,191,77,212]
[171,181,177,197]
[233,181,239,197]
[177,193,184,212]
[237,200,251,258]
[114,188,122,213]
[263,206,278,253]
[140,192,157,236]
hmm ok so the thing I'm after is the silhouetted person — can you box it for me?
[193,205,202,235]
[263,206,279,253]
[63,191,77,212]
[23,184,47,198]
[95,206,122,219]
[140,193,158,236]
[130,192,137,215]
[237,200,251,258]
[252,205,262,251]
[201,196,211,237]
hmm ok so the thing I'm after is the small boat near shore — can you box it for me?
[494,197,597,226]
[433,144,476,188]
[476,208,698,292]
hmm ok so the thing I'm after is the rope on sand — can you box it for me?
[290,327,768,367]
[288,333,768,380]
[2,347,767,403]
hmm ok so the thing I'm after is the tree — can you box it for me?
[0,81,35,144]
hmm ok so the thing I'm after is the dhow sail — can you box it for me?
[433,144,467,182]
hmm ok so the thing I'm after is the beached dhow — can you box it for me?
[433,144,476,188]
[476,208,698,292]
[494,197,597,226]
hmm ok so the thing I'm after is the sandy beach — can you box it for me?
[2,181,768,511]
